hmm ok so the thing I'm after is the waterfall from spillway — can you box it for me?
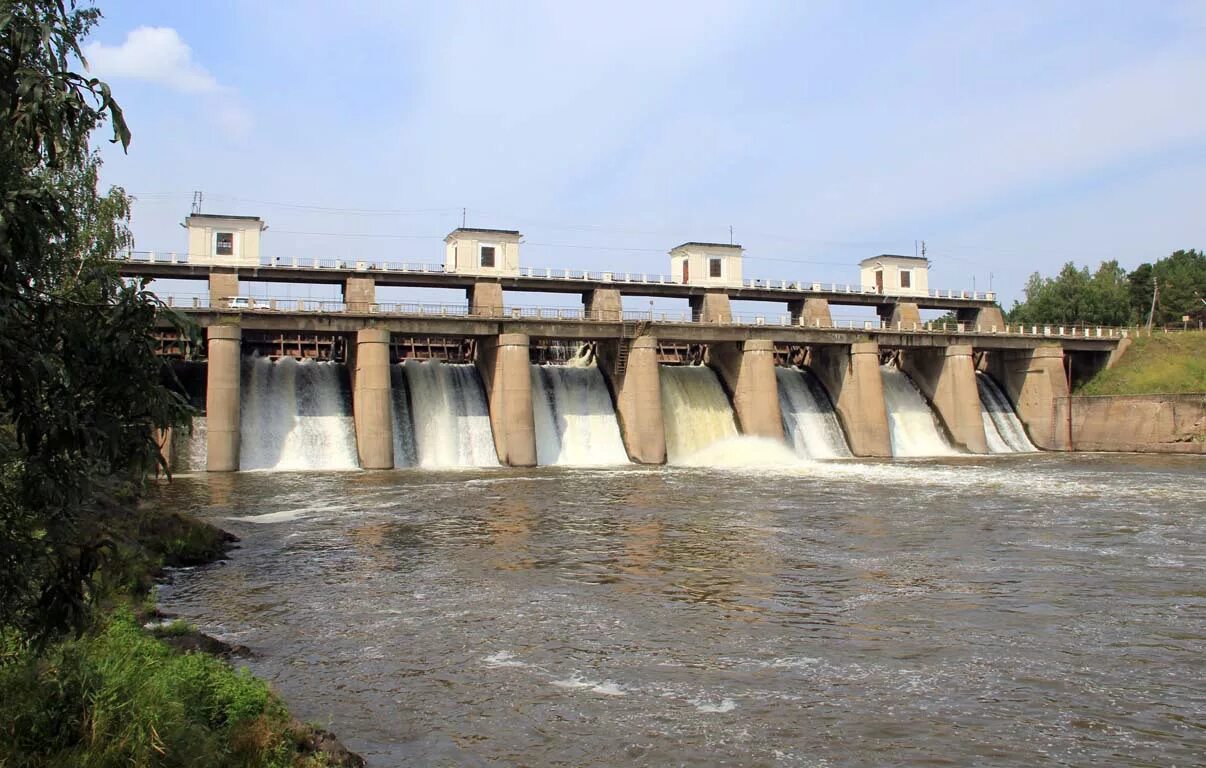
[880,364,959,457]
[776,366,852,459]
[977,372,1037,453]
[531,356,629,466]
[660,365,740,463]
[239,356,359,471]
[399,360,498,468]
[175,415,208,472]
[390,365,419,467]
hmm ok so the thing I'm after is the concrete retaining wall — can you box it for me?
[1066,394,1205,453]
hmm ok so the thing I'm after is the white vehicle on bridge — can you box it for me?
[225,296,272,311]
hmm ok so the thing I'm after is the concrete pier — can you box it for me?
[880,302,921,329]
[585,288,623,321]
[597,336,666,464]
[708,340,785,440]
[205,325,242,471]
[691,292,732,323]
[344,276,375,313]
[476,333,537,466]
[812,341,893,457]
[958,305,1006,332]
[986,346,1071,450]
[789,298,832,327]
[469,282,505,317]
[352,328,394,469]
[900,344,988,453]
[209,269,238,307]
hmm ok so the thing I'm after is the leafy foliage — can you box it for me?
[0,0,195,643]
[1007,251,1205,327]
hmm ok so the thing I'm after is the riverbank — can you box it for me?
[0,501,363,768]
[1077,330,1206,395]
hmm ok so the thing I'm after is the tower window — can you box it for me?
[480,244,496,268]
[215,232,234,256]
[900,269,912,288]
[709,257,722,278]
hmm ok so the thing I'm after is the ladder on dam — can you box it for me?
[613,319,652,379]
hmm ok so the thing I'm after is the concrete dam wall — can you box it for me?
[1066,394,1206,454]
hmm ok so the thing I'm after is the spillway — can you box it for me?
[880,364,959,457]
[175,415,208,473]
[239,356,359,471]
[776,366,852,459]
[977,372,1037,453]
[660,364,739,463]
[531,355,629,466]
[390,365,419,467]
[399,360,498,468]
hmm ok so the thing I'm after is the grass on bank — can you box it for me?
[1077,330,1206,396]
[0,505,351,768]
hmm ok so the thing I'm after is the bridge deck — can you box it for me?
[117,260,998,311]
[164,307,1123,351]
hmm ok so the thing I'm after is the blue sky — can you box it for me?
[88,1,1206,312]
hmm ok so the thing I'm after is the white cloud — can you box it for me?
[85,26,219,93]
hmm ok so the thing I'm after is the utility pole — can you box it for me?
[1146,276,1159,332]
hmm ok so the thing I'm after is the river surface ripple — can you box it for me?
[153,454,1206,767]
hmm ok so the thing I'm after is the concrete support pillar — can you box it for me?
[899,344,988,453]
[788,298,832,327]
[584,288,623,322]
[878,302,921,329]
[707,340,785,440]
[209,269,238,309]
[352,328,394,469]
[468,282,504,317]
[957,305,1006,332]
[690,292,732,323]
[205,325,242,472]
[811,341,893,457]
[597,336,666,464]
[476,333,537,466]
[344,276,376,313]
[985,346,1070,450]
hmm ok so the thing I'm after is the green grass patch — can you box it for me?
[1077,331,1206,395]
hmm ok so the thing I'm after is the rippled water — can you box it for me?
[153,454,1206,767]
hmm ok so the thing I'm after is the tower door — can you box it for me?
[682,261,689,283]
[875,269,884,293]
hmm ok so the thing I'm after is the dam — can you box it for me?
[136,216,1134,471]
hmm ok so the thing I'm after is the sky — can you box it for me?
[86,1,1206,314]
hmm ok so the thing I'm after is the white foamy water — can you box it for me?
[660,365,739,463]
[401,360,498,468]
[880,364,959,457]
[776,366,852,459]
[531,361,629,466]
[674,436,802,468]
[389,364,419,467]
[239,357,359,471]
[175,415,207,472]
[977,372,1037,453]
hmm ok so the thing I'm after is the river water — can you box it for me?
[153,454,1205,767]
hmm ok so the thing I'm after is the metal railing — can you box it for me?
[158,293,1129,339]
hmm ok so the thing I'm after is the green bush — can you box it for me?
[0,611,318,768]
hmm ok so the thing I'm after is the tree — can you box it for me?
[1,1,193,642]
[1007,260,1134,327]
[1129,250,1206,326]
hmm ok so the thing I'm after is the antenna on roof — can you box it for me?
[462,207,466,228]
[920,240,927,259]
[191,190,203,215]
[729,225,733,245]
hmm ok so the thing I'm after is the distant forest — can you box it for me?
[1005,249,1205,327]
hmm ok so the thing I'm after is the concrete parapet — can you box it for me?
[690,292,732,323]
[585,288,623,322]
[707,340,785,440]
[985,346,1070,450]
[476,333,537,466]
[344,276,376,313]
[597,336,666,464]
[468,282,505,317]
[957,305,1006,332]
[789,298,832,327]
[811,341,893,457]
[900,344,988,453]
[205,325,242,471]
[209,269,239,308]
[879,302,921,329]
[352,328,393,469]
